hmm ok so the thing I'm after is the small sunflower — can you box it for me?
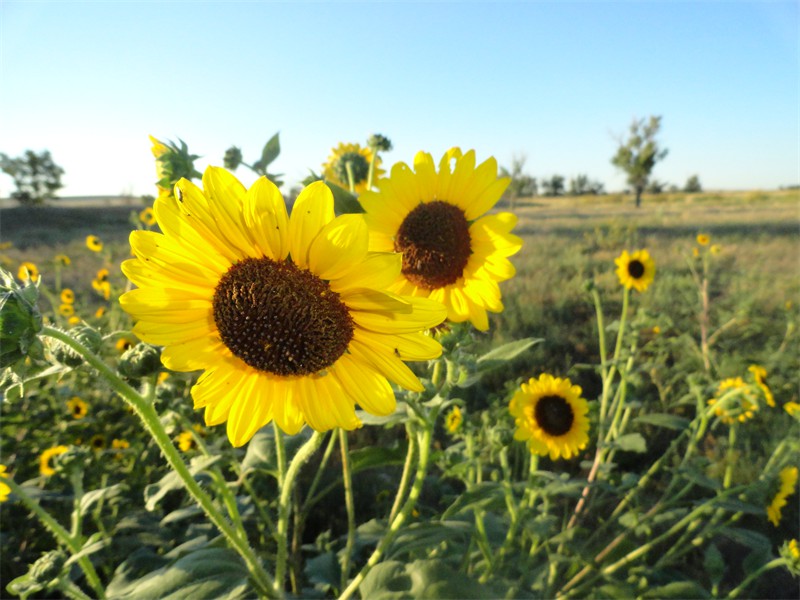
[67,396,88,419]
[784,402,800,417]
[59,303,75,317]
[17,261,39,282]
[177,431,196,452]
[707,377,758,424]
[95,306,107,318]
[767,466,798,526]
[60,288,75,304]
[509,374,590,460]
[120,167,446,447]
[116,337,136,353]
[748,365,775,407]
[0,465,10,503]
[40,445,69,476]
[322,142,384,194]
[86,235,103,252]
[710,244,722,255]
[782,539,800,576]
[89,434,106,452]
[445,406,463,434]
[359,148,521,331]
[93,280,111,300]
[139,206,157,226]
[696,233,710,246]
[55,254,71,266]
[68,316,81,327]
[111,438,130,460]
[615,250,655,292]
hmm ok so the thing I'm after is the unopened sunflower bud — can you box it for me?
[368,134,393,152]
[0,267,43,368]
[223,146,243,170]
[118,343,161,378]
[30,549,67,585]
[51,325,102,367]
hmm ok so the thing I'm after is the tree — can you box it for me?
[0,150,64,206]
[500,154,537,209]
[684,174,702,193]
[540,174,565,197]
[611,116,668,208]
[568,174,605,196]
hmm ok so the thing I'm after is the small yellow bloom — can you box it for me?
[89,434,106,451]
[784,402,800,417]
[95,306,107,318]
[67,396,88,419]
[54,254,71,266]
[652,325,661,335]
[322,142,384,194]
[139,206,157,226]
[177,431,196,452]
[710,244,722,255]
[0,465,10,503]
[111,439,130,460]
[60,288,75,304]
[696,234,710,246]
[86,235,103,252]
[40,445,69,476]
[116,337,136,353]
[17,261,39,282]
[767,466,798,526]
[615,250,656,292]
[707,377,758,424]
[445,406,463,434]
[68,316,81,327]
[93,280,111,300]
[748,365,775,408]
[59,303,75,317]
[692,247,700,258]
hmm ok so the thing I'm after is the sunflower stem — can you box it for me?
[40,326,278,599]
[723,422,737,489]
[338,429,357,590]
[4,475,106,599]
[345,161,356,194]
[275,430,326,592]
[388,423,417,523]
[726,558,785,599]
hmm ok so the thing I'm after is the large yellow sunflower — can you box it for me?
[359,148,522,331]
[322,142,383,194]
[615,249,655,292]
[120,167,446,447]
[509,373,590,460]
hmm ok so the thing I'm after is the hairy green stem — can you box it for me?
[726,558,785,598]
[338,429,357,591]
[41,326,277,598]
[388,426,417,524]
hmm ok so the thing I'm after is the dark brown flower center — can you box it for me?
[627,260,645,279]
[394,201,472,290]
[213,257,354,376]
[535,395,574,436]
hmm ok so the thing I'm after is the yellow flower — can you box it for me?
[59,303,75,317]
[86,235,103,252]
[652,325,661,335]
[784,402,800,417]
[696,233,710,246]
[139,206,157,226]
[0,465,10,503]
[692,247,700,258]
[748,365,775,408]
[359,148,521,331]
[322,142,384,194]
[615,250,656,292]
[60,288,75,304]
[68,316,81,327]
[54,254,71,266]
[93,280,111,300]
[707,377,758,424]
[120,167,446,447]
[157,371,170,385]
[509,374,590,460]
[710,244,722,255]
[111,438,130,460]
[177,431,196,452]
[89,434,106,451]
[40,445,69,476]
[95,306,107,318]
[17,261,39,282]
[767,466,798,526]
[116,336,136,353]
[445,406,463,434]
[67,396,88,419]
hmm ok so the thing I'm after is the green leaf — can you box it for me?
[355,401,408,428]
[305,551,340,590]
[349,446,405,473]
[144,455,221,511]
[703,543,725,587]
[359,559,500,599]
[79,483,126,512]
[641,580,710,599]
[106,548,249,600]
[476,338,542,368]
[240,427,313,476]
[441,482,506,519]
[252,132,281,173]
[634,413,690,431]
[387,521,474,559]
[612,433,647,453]
[719,527,771,552]
[327,181,364,215]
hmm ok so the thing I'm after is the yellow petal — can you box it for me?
[349,339,424,392]
[444,150,476,211]
[465,177,510,221]
[121,259,215,298]
[272,378,306,435]
[132,319,214,345]
[244,177,290,260]
[330,252,402,293]
[120,289,212,324]
[161,337,228,372]
[288,181,335,269]
[309,214,369,281]
[340,289,412,313]
[353,329,441,361]
[412,152,437,202]
[129,230,226,281]
[350,296,446,334]
[202,167,259,257]
[331,354,396,415]
[227,373,272,447]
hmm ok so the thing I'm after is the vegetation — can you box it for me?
[0,150,64,206]
[611,116,669,208]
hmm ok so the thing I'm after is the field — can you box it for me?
[1,188,799,599]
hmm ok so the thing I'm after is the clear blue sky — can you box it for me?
[1,1,797,197]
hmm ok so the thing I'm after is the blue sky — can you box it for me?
[1,1,797,197]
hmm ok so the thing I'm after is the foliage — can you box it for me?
[500,154,537,208]
[685,174,703,193]
[540,174,565,197]
[0,150,64,206]
[568,174,605,196]
[611,115,669,208]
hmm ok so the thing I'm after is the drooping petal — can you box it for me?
[309,214,369,280]
[331,354,396,416]
[350,297,446,334]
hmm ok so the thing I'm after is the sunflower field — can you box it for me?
[1,136,798,600]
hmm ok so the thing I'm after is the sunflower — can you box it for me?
[785,402,800,417]
[767,466,798,526]
[707,377,758,424]
[68,316,81,327]
[177,431,196,452]
[359,148,521,331]
[86,235,103,252]
[139,206,157,226]
[40,445,69,476]
[89,434,106,451]
[67,396,88,419]
[120,167,446,447]
[615,250,655,292]
[322,142,383,194]
[17,261,39,282]
[55,254,71,266]
[59,303,75,317]
[696,233,710,246]
[748,364,775,407]
[509,374,590,460]
[445,405,463,434]
[0,465,10,503]
[116,337,136,353]
[95,306,107,318]
[60,288,75,304]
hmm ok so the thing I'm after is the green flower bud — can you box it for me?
[30,549,67,585]
[368,134,393,152]
[223,146,243,171]
[0,267,43,368]
[118,343,161,378]
[51,325,102,367]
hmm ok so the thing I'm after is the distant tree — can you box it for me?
[0,150,64,206]
[568,174,605,196]
[500,154,537,209]
[684,174,702,193]
[540,175,565,197]
[646,179,666,194]
[611,115,668,208]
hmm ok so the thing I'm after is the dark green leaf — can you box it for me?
[327,182,363,215]
[359,559,500,599]
[259,133,281,168]
[441,482,506,519]
[349,446,405,473]
[476,338,542,368]
[80,483,126,512]
[641,580,710,599]
[612,433,647,453]
[634,413,690,431]
[144,455,221,511]
[703,543,725,587]
[720,527,771,552]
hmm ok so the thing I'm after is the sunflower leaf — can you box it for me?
[611,433,647,453]
[634,413,690,431]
